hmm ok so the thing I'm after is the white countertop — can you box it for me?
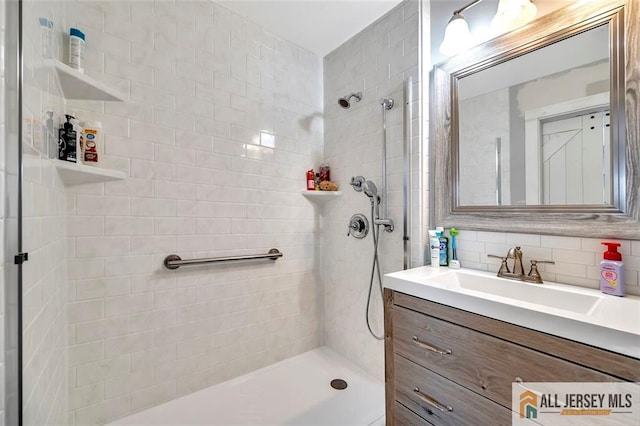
[384,266,640,359]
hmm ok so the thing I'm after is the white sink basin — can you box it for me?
[384,266,640,358]
[431,270,603,315]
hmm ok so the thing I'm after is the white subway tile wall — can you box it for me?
[322,0,421,380]
[454,230,640,295]
[21,1,69,425]
[61,0,323,424]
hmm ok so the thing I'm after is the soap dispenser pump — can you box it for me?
[600,242,625,297]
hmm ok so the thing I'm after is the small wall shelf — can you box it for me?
[46,60,126,101]
[54,160,126,186]
[302,191,342,203]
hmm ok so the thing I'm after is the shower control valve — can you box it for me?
[347,214,369,239]
[350,176,366,192]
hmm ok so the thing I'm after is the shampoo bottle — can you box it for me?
[69,114,83,165]
[600,242,625,297]
[69,28,85,73]
[58,114,77,162]
[83,121,102,165]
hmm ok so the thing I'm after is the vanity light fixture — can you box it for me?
[440,0,537,57]
[439,0,482,56]
[491,0,537,35]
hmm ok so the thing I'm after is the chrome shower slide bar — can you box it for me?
[163,248,283,270]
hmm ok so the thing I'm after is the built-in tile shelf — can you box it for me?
[46,60,126,101]
[302,191,342,203]
[54,160,126,185]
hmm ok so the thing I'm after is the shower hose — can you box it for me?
[366,200,385,341]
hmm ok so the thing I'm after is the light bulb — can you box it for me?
[440,14,475,57]
[491,0,537,36]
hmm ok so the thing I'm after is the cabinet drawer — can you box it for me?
[395,355,512,426]
[392,402,434,426]
[393,305,619,408]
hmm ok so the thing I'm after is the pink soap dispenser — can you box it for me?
[600,242,625,296]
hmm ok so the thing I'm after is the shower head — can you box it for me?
[338,92,362,109]
[381,98,394,110]
[362,180,378,199]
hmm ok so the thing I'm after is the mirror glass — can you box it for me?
[431,0,639,238]
[457,24,612,207]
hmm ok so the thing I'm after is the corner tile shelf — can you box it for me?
[46,60,126,101]
[54,160,126,186]
[46,59,126,186]
[302,191,342,203]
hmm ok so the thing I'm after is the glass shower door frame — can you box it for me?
[4,0,24,424]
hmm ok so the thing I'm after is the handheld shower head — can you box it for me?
[338,92,362,109]
[362,180,378,199]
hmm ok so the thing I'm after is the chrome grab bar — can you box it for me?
[163,248,283,270]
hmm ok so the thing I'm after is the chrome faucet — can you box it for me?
[488,247,555,284]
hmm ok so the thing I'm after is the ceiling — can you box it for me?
[217,0,405,57]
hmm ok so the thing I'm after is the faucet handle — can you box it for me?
[528,259,555,283]
[488,254,510,274]
[530,259,555,267]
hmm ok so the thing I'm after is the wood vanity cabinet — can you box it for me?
[384,289,640,426]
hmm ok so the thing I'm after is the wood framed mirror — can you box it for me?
[430,0,639,238]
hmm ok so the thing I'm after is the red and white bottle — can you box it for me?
[599,242,625,296]
[306,169,315,190]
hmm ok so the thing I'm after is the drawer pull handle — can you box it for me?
[413,387,454,413]
[412,336,452,355]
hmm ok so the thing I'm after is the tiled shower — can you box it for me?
[5,0,640,425]
[17,0,422,424]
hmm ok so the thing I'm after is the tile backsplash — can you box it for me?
[454,230,639,295]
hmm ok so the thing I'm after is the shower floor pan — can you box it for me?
[108,346,385,425]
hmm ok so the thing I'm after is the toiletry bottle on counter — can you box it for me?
[428,230,440,268]
[69,28,85,73]
[600,242,625,296]
[437,226,449,266]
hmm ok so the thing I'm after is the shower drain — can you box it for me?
[330,379,348,390]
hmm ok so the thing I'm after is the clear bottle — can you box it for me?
[319,163,330,182]
[39,18,54,59]
[45,109,57,159]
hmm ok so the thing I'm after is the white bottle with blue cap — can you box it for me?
[69,28,85,73]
